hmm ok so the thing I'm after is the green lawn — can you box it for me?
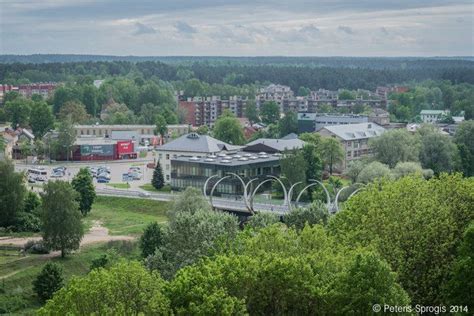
[88,196,170,236]
[106,182,130,189]
[139,183,172,193]
[0,241,139,314]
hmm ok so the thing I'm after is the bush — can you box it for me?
[0,293,27,314]
[33,262,64,302]
[24,240,50,254]
[14,212,41,232]
[246,212,280,230]
[284,201,329,230]
[357,161,392,184]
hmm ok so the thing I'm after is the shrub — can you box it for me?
[24,240,49,254]
[33,262,64,302]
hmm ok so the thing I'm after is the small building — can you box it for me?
[369,108,390,126]
[420,110,449,123]
[156,133,240,183]
[318,123,386,170]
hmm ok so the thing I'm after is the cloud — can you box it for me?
[338,25,355,35]
[133,22,156,35]
[175,21,197,34]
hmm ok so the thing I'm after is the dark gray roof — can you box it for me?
[157,133,239,153]
[246,137,305,152]
[281,133,298,140]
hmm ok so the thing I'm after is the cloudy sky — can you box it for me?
[0,0,473,56]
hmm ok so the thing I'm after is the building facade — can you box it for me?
[318,122,386,169]
[297,113,369,133]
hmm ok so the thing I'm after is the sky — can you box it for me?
[0,0,473,56]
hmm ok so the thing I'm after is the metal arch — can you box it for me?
[267,175,289,207]
[295,179,331,209]
[249,178,273,213]
[348,186,366,200]
[244,178,260,214]
[203,175,219,199]
[334,183,365,212]
[287,181,303,212]
[209,175,231,209]
[227,173,255,214]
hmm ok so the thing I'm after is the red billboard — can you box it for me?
[116,141,134,156]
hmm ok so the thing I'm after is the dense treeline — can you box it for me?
[1,58,473,91]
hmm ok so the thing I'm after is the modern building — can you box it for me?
[318,122,386,169]
[297,113,369,133]
[156,133,241,182]
[420,110,450,123]
[71,138,136,161]
[171,151,281,196]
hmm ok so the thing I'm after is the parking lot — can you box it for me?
[14,159,155,190]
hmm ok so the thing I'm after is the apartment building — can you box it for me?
[318,122,386,169]
[298,113,369,133]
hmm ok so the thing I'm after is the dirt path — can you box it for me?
[0,221,134,248]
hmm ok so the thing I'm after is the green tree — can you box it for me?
[196,125,209,135]
[329,174,474,305]
[357,161,392,184]
[338,89,356,100]
[344,159,369,183]
[418,126,459,174]
[246,212,280,230]
[444,222,474,311]
[155,114,167,137]
[0,160,26,227]
[33,262,64,302]
[140,222,164,258]
[171,187,211,216]
[297,86,311,96]
[454,120,474,176]
[38,262,172,315]
[29,101,54,139]
[369,129,420,168]
[244,100,259,124]
[284,201,329,230]
[56,118,76,161]
[71,168,96,216]
[280,150,307,187]
[392,161,424,179]
[320,137,344,174]
[58,100,89,124]
[40,181,84,258]
[260,101,280,124]
[277,111,298,137]
[298,132,322,148]
[4,97,32,128]
[152,162,165,190]
[82,84,98,116]
[213,112,245,145]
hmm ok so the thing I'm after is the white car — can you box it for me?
[139,192,151,197]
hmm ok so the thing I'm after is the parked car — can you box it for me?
[128,172,142,180]
[35,176,46,182]
[28,176,36,183]
[97,177,110,183]
[50,172,63,178]
[98,172,111,180]
[53,166,66,173]
[147,162,155,168]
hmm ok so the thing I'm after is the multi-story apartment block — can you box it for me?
[318,122,386,170]
[178,96,248,128]
[256,84,294,112]
[375,86,409,100]
[298,113,369,133]
[18,83,59,99]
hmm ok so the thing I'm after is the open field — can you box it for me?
[87,196,170,236]
[0,241,139,314]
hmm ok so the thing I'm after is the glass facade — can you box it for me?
[171,159,281,196]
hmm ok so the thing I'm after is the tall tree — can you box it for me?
[244,100,259,124]
[280,150,307,187]
[213,112,245,145]
[58,101,89,124]
[82,85,98,116]
[40,181,84,258]
[155,114,167,138]
[71,168,96,216]
[140,222,164,258]
[152,162,165,190]
[320,137,344,174]
[56,118,76,161]
[30,101,54,139]
[260,101,280,124]
[418,126,459,174]
[454,120,474,176]
[0,160,26,227]
[4,97,32,128]
[278,111,298,137]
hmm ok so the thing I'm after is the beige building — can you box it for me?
[318,122,386,170]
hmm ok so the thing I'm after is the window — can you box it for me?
[81,130,84,135]
[86,130,90,135]
[166,154,170,160]
[166,164,170,170]
[93,130,96,135]
[159,153,163,159]
[166,175,170,180]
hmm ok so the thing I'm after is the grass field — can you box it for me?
[88,196,170,235]
[0,241,139,314]
[105,182,130,189]
[139,183,172,193]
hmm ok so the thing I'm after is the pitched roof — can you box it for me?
[157,133,238,153]
[246,137,305,152]
[321,122,386,141]
[420,110,448,115]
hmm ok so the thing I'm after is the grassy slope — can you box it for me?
[88,196,170,236]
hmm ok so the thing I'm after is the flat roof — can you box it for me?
[172,151,281,167]
[321,122,386,141]
[74,137,118,145]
